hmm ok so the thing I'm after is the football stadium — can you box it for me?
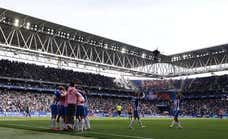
[0,2,228,139]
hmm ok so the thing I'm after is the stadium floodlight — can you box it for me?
[47,28,50,34]
[14,18,19,27]
[142,53,146,58]
[34,25,38,31]
[26,22,30,29]
[104,44,108,49]
[121,48,126,53]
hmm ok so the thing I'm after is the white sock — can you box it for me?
[81,119,85,131]
[138,119,143,127]
[85,117,91,129]
[64,122,67,129]
[178,121,182,128]
[129,119,135,128]
[74,119,79,131]
[60,119,64,130]
[78,120,82,131]
[170,120,175,127]
[51,118,56,128]
[57,121,60,128]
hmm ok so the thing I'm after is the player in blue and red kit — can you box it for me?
[56,86,67,130]
[74,90,86,131]
[169,92,183,128]
[129,92,145,129]
[80,89,91,130]
[50,89,61,130]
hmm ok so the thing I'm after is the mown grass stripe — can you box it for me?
[1,123,154,139]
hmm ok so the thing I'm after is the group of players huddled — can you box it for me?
[50,82,183,131]
[50,82,90,131]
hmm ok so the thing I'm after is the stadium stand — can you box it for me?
[0,59,118,89]
[0,58,227,118]
[0,88,227,117]
[0,89,52,113]
[133,76,228,93]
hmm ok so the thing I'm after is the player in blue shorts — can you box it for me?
[50,97,58,130]
[63,104,68,128]
[74,89,86,131]
[81,89,90,130]
[56,86,67,130]
[129,92,145,129]
[169,92,183,129]
[50,88,61,130]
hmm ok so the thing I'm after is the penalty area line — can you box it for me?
[2,123,154,139]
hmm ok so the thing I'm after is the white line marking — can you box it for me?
[1,123,154,139]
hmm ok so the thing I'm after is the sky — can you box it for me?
[1,0,228,55]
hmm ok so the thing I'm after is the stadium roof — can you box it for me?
[0,8,167,60]
[170,43,228,68]
[1,7,228,78]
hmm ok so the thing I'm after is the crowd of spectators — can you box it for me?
[0,59,228,117]
[184,76,228,93]
[2,59,228,94]
[87,96,159,115]
[0,89,227,117]
[0,89,52,112]
[0,89,159,115]
[0,79,57,90]
[0,59,118,89]
[133,75,228,93]
[181,98,228,117]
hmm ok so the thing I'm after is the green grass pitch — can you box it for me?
[0,117,227,139]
